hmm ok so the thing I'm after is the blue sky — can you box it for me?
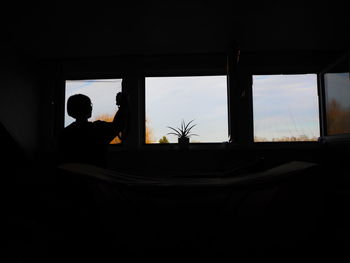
[65,74,320,142]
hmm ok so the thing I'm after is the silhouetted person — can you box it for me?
[57,92,127,166]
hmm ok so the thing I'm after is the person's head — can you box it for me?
[67,94,92,121]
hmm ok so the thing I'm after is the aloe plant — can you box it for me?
[167,119,198,139]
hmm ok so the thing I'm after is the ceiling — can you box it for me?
[2,2,349,59]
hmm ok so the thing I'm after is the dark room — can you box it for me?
[2,1,350,260]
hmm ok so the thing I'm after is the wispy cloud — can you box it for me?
[253,74,319,140]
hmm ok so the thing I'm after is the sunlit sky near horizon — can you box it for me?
[65,74,320,143]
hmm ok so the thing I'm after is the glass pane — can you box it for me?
[145,76,228,143]
[253,74,319,142]
[325,73,350,135]
[65,79,122,144]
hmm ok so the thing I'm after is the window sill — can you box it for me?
[248,141,321,150]
[108,141,323,152]
[141,142,230,151]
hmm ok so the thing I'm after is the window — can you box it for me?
[253,74,320,142]
[324,71,350,136]
[65,79,122,144]
[145,76,228,143]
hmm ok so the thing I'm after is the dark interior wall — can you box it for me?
[1,3,348,260]
[0,44,41,157]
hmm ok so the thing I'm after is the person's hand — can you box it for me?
[116,92,129,109]
[116,92,123,107]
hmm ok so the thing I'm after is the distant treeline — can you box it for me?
[327,99,350,135]
[254,135,318,142]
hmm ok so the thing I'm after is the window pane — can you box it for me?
[65,79,122,144]
[145,76,228,143]
[253,74,319,142]
[325,73,350,135]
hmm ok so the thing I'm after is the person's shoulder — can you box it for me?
[60,123,75,134]
[58,123,77,142]
[93,120,108,125]
[93,120,107,124]
[63,122,85,131]
[62,122,94,134]
[64,122,76,129]
[93,120,112,128]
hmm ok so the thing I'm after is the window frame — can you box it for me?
[56,53,232,152]
[142,73,231,148]
[59,73,127,151]
[54,52,328,153]
[136,53,232,150]
[318,52,350,143]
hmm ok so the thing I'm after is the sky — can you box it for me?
[65,79,122,127]
[65,74,321,143]
[146,76,228,143]
[253,74,320,140]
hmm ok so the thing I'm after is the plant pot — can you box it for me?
[178,137,190,145]
[178,137,190,150]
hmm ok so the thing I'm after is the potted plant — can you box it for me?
[167,119,198,146]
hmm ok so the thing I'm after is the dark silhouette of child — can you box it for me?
[58,92,127,166]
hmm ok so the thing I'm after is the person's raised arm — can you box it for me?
[113,92,128,140]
